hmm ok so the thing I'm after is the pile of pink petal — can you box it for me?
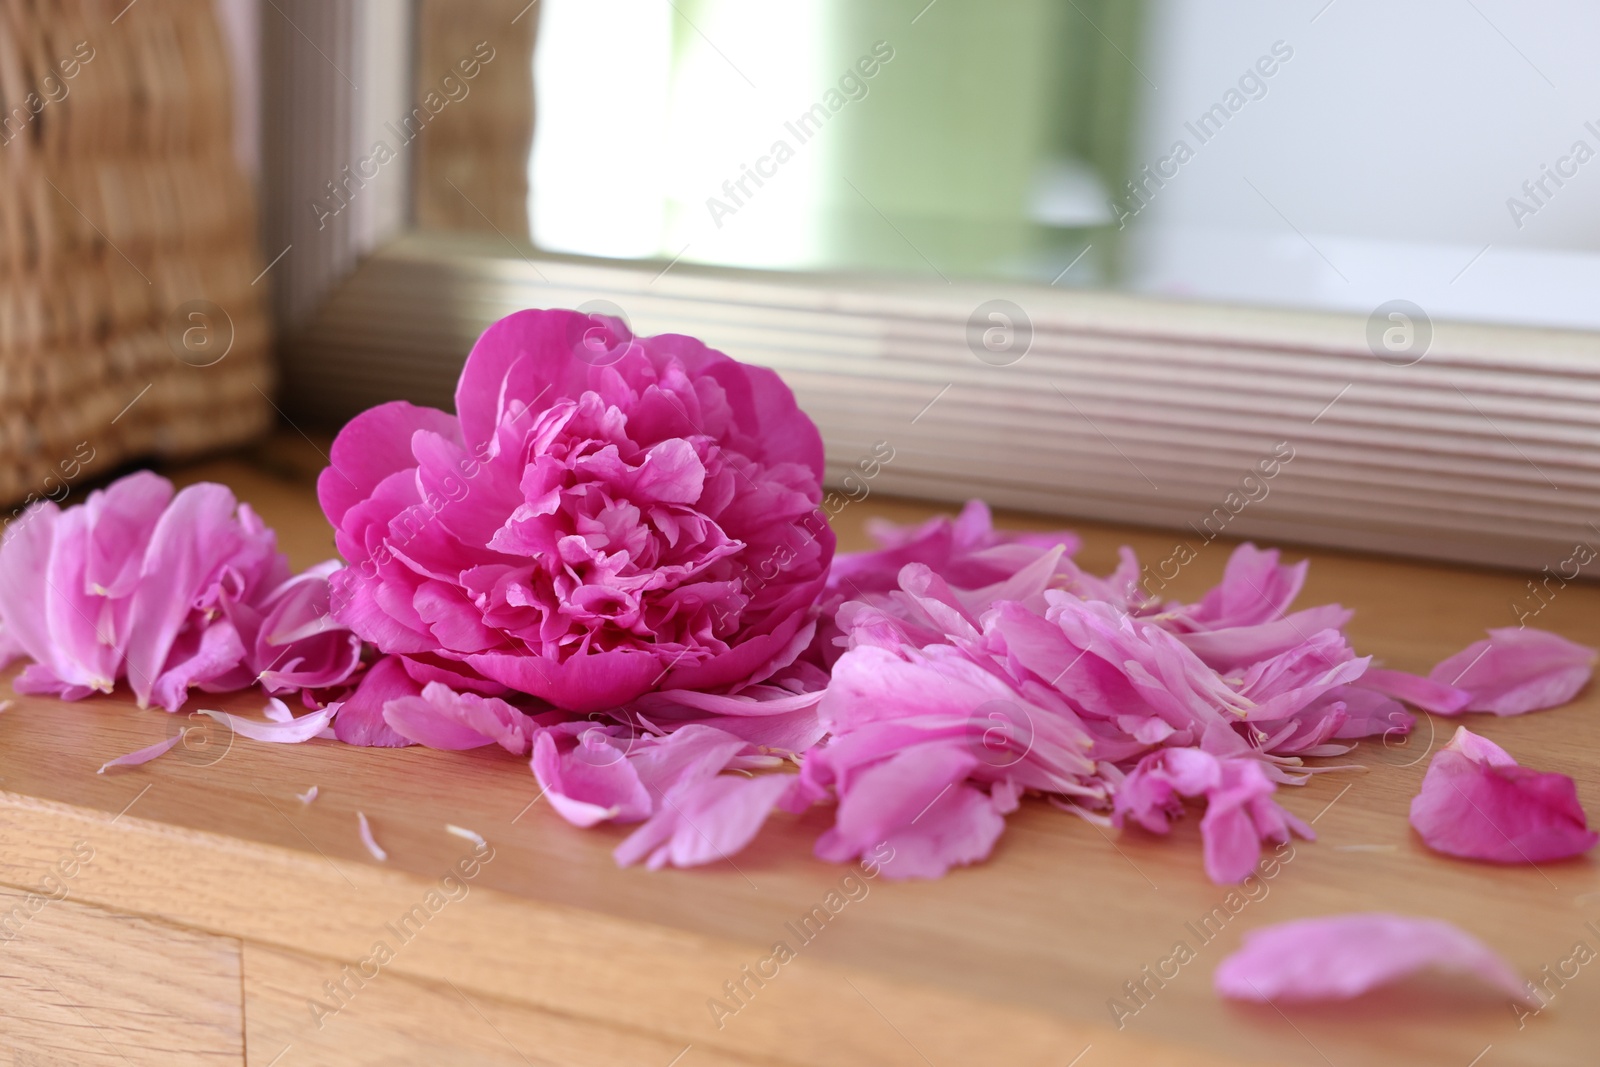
[0,308,1594,890]
[0,472,359,711]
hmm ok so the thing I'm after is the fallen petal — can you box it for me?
[1430,628,1597,716]
[96,734,183,774]
[1355,667,1471,715]
[1409,726,1596,863]
[1215,913,1532,1004]
[614,773,792,869]
[198,706,334,744]
[357,811,387,861]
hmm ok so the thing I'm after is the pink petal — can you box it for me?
[1430,628,1596,715]
[613,772,793,869]
[466,646,660,716]
[45,508,124,692]
[1409,726,1597,863]
[331,657,419,748]
[1175,603,1354,671]
[197,705,334,744]
[1185,544,1308,630]
[1354,667,1471,715]
[1440,723,1516,766]
[531,729,653,826]
[0,621,25,671]
[854,780,1008,880]
[0,503,83,688]
[628,684,827,754]
[1115,750,1314,883]
[82,470,174,599]
[123,484,254,708]
[813,744,1006,879]
[150,621,248,712]
[357,811,388,861]
[317,400,460,528]
[382,682,538,753]
[1214,913,1531,1004]
[249,562,362,693]
[96,734,184,774]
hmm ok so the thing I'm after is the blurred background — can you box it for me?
[522,0,1600,329]
[4,0,1597,568]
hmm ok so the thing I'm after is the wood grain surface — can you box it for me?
[0,445,1594,1065]
[0,884,243,1064]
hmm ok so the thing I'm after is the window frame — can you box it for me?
[263,0,1600,573]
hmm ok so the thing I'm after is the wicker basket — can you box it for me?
[0,0,273,510]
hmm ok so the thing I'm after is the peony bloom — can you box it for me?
[1214,913,1531,1004]
[0,472,359,711]
[319,308,834,713]
[1409,726,1597,863]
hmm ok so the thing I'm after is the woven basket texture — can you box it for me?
[0,0,273,511]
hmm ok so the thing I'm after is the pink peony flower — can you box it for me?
[319,308,834,714]
[1214,913,1531,1004]
[1429,627,1596,715]
[0,472,359,711]
[1409,726,1597,863]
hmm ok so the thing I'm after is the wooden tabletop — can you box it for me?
[0,438,1595,1066]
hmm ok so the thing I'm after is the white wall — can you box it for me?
[1127,0,1600,327]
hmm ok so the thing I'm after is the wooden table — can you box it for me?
[0,441,1595,1065]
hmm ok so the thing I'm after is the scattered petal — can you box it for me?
[1214,913,1532,1004]
[1409,726,1597,863]
[96,734,183,774]
[1430,628,1597,715]
[614,772,793,870]
[0,471,359,712]
[357,811,387,861]
[197,706,334,744]
[382,682,538,754]
[445,823,485,847]
[1354,667,1471,715]
[297,785,319,804]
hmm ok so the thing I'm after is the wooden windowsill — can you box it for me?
[0,437,1593,1065]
